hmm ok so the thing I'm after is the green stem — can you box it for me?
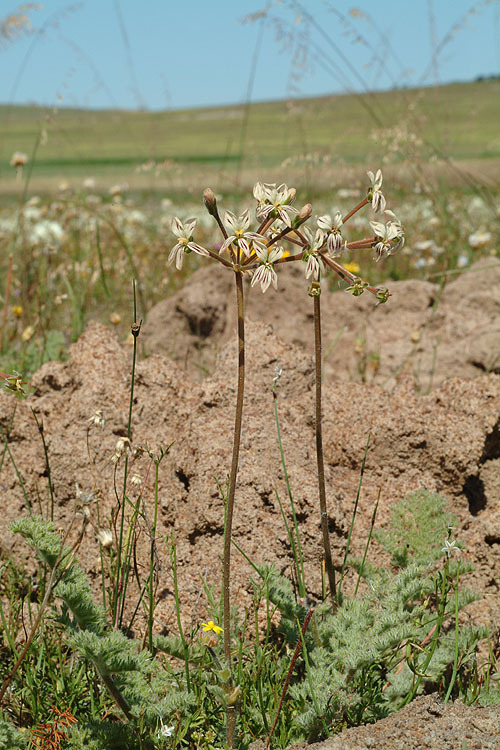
[223,270,245,748]
[444,563,461,703]
[313,294,337,607]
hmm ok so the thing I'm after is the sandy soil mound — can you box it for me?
[281,694,500,749]
[143,257,500,391]
[1,318,499,633]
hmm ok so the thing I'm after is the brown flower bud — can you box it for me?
[203,188,217,216]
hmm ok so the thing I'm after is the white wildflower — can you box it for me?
[253,182,298,227]
[251,244,283,293]
[441,538,461,558]
[302,226,325,280]
[369,219,400,261]
[367,169,386,213]
[219,209,266,258]
[468,230,492,249]
[168,217,209,270]
[317,211,344,257]
[158,723,175,738]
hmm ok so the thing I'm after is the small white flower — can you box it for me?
[441,538,461,558]
[367,169,386,213]
[370,219,400,261]
[251,245,283,293]
[159,722,175,738]
[253,182,298,227]
[219,209,266,258]
[10,151,28,168]
[169,217,209,270]
[273,365,283,384]
[302,226,326,280]
[317,212,345,257]
[468,230,492,249]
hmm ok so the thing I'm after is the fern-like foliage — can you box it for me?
[375,489,458,567]
[0,720,26,750]
[10,516,64,569]
[273,491,483,742]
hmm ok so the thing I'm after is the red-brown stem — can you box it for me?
[322,255,390,299]
[0,253,13,353]
[342,197,369,224]
[206,247,234,269]
[265,223,296,247]
[267,608,314,748]
[346,236,376,249]
[223,270,245,748]
[314,294,337,607]
[257,215,275,235]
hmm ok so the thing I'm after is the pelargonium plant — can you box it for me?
[168,172,404,748]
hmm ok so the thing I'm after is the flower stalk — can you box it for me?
[313,290,337,607]
[222,269,245,747]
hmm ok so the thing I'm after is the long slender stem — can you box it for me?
[0,253,13,354]
[223,270,245,748]
[313,294,337,607]
[267,608,314,748]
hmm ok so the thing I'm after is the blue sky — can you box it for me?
[2,0,499,110]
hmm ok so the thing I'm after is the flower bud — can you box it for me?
[293,203,312,228]
[203,188,217,216]
[226,685,241,706]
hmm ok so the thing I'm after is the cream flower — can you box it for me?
[251,245,283,293]
[169,217,209,270]
[219,209,266,258]
[367,169,386,213]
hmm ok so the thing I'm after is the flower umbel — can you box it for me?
[169,217,209,270]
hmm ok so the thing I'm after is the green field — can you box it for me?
[2,78,500,195]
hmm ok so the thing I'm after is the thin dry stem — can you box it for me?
[223,270,245,748]
[314,294,337,607]
[0,253,13,353]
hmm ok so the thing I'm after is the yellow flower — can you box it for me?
[21,325,34,342]
[109,312,121,325]
[201,620,223,634]
[12,305,23,317]
[344,261,360,274]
